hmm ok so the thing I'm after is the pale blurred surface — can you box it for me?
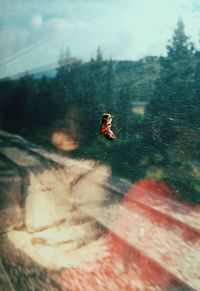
[0,130,199,290]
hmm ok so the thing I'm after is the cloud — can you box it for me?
[31,15,43,29]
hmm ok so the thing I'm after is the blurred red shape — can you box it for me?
[123,179,175,203]
[60,179,195,290]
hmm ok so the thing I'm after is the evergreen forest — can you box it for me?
[1,19,200,203]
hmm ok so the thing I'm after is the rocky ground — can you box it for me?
[0,130,200,290]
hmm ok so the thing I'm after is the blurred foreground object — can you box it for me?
[62,179,200,290]
[51,129,78,151]
[0,130,200,290]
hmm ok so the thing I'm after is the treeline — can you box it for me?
[0,47,138,143]
[1,19,200,202]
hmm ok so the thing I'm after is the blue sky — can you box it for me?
[0,0,200,79]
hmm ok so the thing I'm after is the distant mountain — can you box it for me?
[9,63,57,80]
[32,67,57,79]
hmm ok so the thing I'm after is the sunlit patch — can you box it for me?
[51,129,78,151]
[25,169,73,231]
[6,159,110,272]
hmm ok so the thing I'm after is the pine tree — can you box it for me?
[104,60,116,112]
[145,19,200,202]
[115,85,135,141]
[193,50,200,128]
[96,47,103,62]
[146,18,196,145]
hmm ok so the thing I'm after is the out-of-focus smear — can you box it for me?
[51,129,78,151]
[6,158,110,271]
[60,179,200,290]
[51,106,80,151]
[1,130,200,290]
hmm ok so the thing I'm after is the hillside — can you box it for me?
[29,56,160,101]
[113,56,160,100]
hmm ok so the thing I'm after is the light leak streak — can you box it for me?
[0,10,131,79]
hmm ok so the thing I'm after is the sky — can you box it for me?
[0,0,200,79]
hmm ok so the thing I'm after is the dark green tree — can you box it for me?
[0,79,15,130]
[193,50,200,129]
[10,74,36,131]
[146,18,196,147]
[115,85,136,141]
[145,19,200,202]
